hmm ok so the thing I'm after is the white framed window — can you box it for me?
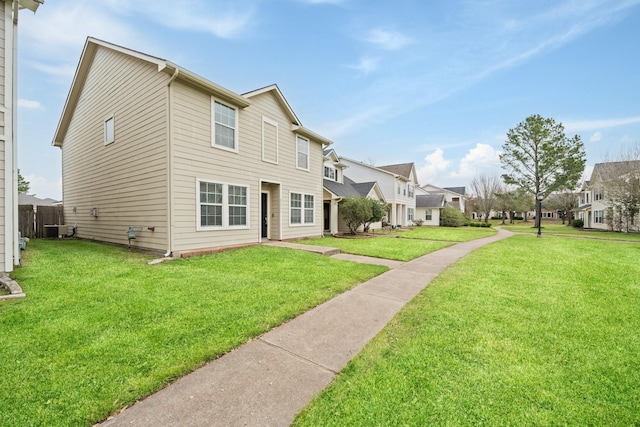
[296,136,309,170]
[408,208,414,222]
[197,179,249,230]
[594,210,604,224]
[212,98,238,151]
[290,192,314,225]
[104,116,115,145]
[425,209,433,221]
[262,116,278,164]
[324,166,336,181]
[594,188,604,201]
[408,184,414,198]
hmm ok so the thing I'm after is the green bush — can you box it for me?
[468,222,492,228]
[440,206,466,227]
[572,219,584,228]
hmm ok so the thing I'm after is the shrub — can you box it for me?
[412,219,424,227]
[468,222,492,228]
[572,219,584,228]
[440,206,466,227]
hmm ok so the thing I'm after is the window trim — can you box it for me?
[324,166,337,181]
[104,115,115,145]
[290,191,315,226]
[197,178,250,231]
[212,97,239,153]
[296,135,310,171]
[408,207,414,222]
[261,116,279,164]
[425,209,433,221]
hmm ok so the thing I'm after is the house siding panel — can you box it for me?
[170,83,323,253]
[60,46,169,251]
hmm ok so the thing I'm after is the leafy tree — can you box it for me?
[363,199,389,232]
[500,114,586,229]
[341,197,387,234]
[469,174,501,223]
[18,169,30,194]
[439,206,465,227]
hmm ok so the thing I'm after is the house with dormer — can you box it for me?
[338,158,418,227]
[322,149,386,234]
[53,37,332,256]
[574,161,640,231]
[421,184,468,213]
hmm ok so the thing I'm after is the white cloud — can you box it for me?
[450,143,501,180]
[18,99,42,109]
[364,29,413,50]
[349,56,380,74]
[564,116,640,133]
[25,174,62,200]
[590,131,602,142]
[104,0,255,39]
[417,148,451,184]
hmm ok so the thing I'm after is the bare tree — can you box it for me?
[601,144,640,232]
[543,189,578,225]
[469,174,502,223]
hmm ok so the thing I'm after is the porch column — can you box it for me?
[330,200,339,235]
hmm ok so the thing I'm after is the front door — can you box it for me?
[323,202,330,231]
[261,192,268,238]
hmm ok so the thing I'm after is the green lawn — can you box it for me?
[0,240,387,427]
[500,220,640,241]
[295,235,640,425]
[397,225,497,241]
[298,235,453,261]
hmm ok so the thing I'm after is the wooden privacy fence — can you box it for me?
[18,205,64,238]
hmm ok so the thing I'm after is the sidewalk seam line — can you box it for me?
[257,338,340,375]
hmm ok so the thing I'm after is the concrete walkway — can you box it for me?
[102,228,512,427]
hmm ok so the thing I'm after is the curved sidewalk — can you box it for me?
[102,228,513,427]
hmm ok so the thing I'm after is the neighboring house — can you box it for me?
[339,158,418,227]
[415,194,445,226]
[18,194,59,207]
[421,184,468,213]
[0,0,42,274]
[574,161,640,231]
[323,176,385,234]
[53,38,332,255]
[575,180,592,227]
[322,149,386,234]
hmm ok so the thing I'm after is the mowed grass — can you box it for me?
[397,225,497,241]
[0,240,387,427]
[294,235,640,425]
[501,220,640,241]
[298,236,452,261]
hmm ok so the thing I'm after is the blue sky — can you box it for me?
[16,0,640,199]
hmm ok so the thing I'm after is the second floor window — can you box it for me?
[594,188,604,201]
[297,136,309,170]
[324,166,336,181]
[213,100,238,151]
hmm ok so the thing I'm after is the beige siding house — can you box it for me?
[339,158,418,227]
[53,38,331,256]
[322,149,386,234]
[0,0,42,274]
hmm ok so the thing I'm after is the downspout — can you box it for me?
[3,1,16,271]
[164,67,179,258]
[11,0,19,266]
